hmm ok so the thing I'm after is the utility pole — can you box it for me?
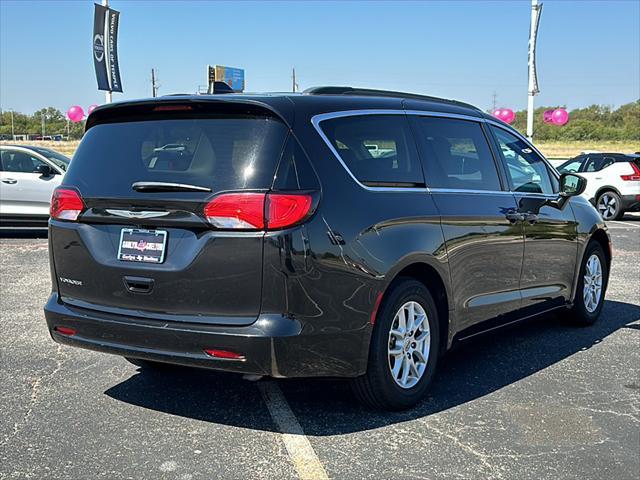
[527,0,543,141]
[151,68,159,97]
[41,113,45,138]
[10,109,14,140]
[103,0,112,104]
[292,67,299,93]
[491,91,497,112]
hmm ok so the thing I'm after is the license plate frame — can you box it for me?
[117,228,168,264]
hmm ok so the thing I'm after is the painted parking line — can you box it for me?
[258,381,329,480]
[607,221,640,229]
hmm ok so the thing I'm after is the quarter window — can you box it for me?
[319,115,424,186]
[410,116,502,191]
[492,127,557,194]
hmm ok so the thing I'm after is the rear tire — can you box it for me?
[596,190,623,221]
[352,278,440,410]
[567,242,608,326]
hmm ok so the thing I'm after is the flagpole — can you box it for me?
[526,0,541,141]
[103,0,112,104]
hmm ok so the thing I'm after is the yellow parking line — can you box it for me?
[258,381,329,480]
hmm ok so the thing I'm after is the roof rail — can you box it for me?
[303,86,482,111]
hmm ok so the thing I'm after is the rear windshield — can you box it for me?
[64,115,288,196]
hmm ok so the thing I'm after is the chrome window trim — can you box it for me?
[311,109,484,193]
[428,188,514,196]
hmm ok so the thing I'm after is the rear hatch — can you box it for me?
[50,100,290,325]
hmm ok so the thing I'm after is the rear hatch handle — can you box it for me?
[123,276,155,295]
[132,181,212,193]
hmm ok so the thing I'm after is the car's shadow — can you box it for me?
[0,227,48,239]
[105,300,640,436]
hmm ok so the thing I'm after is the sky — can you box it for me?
[1,0,639,114]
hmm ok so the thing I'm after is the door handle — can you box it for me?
[1,178,17,184]
[505,211,525,223]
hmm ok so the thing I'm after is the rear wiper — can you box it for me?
[132,181,212,193]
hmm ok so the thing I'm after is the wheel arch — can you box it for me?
[380,261,450,356]
[592,185,622,204]
[570,227,612,304]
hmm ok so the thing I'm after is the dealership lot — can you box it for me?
[0,216,638,480]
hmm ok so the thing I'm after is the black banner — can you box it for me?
[92,4,109,91]
[106,7,122,92]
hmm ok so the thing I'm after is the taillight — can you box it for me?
[50,187,85,221]
[621,162,640,181]
[203,192,313,230]
[204,193,266,229]
[267,194,313,230]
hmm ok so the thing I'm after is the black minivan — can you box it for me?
[45,87,610,409]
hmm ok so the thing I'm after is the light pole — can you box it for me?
[103,0,112,104]
[526,0,543,141]
[10,109,14,140]
[41,113,45,139]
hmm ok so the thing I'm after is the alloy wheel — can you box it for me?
[387,301,430,389]
[597,194,618,220]
[583,254,603,313]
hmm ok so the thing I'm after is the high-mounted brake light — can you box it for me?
[620,162,640,181]
[203,192,313,230]
[50,187,85,221]
[153,105,193,112]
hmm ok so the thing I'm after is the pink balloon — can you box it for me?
[67,105,85,123]
[551,108,569,126]
[543,109,555,124]
[88,104,98,114]
[500,108,515,124]
[492,109,503,119]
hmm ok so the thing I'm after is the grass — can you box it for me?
[2,139,638,162]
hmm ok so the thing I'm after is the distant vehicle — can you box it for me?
[557,153,640,220]
[0,145,70,226]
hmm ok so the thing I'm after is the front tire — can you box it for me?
[567,242,608,325]
[597,190,623,221]
[352,278,440,410]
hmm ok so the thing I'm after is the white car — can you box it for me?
[0,145,70,226]
[557,153,640,220]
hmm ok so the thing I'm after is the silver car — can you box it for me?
[0,145,70,226]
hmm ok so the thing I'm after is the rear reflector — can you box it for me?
[50,187,85,221]
[203,192,313,230]
[621,162,640,181]
[204,349,245,360]
[54,326,77,336]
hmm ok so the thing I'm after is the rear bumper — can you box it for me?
[620,194,640,212]
[44,294,369,378]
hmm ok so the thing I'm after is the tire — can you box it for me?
[124,357,171,370]
[352,278,440,410]
[596,190,624,221]
[567,242,608,326]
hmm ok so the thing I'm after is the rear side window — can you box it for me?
[319,115,424,187]
[410,116,501,191]
[65,115,288,196]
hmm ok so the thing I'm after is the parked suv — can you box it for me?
[45,87,611,410]
[558,152,640,220]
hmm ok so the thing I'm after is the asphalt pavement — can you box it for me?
[1,215,638,480]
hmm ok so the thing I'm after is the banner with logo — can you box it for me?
[93,4,109,91]
[93,3,123,93]
[106,7,122,92]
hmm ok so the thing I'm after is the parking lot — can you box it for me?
[0,216,638,480]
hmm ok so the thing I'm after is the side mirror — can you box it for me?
[34,164,54,176]
[546,173,586,210]
[559,173,586,197]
